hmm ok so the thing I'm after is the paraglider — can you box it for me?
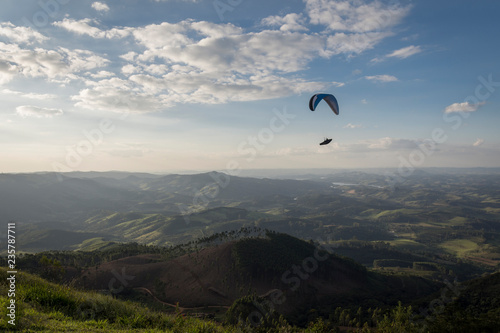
[309,93,339,145]
[320,138,332,145]
[309,93,339,115]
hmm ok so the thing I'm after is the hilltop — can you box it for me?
[73,232,441,325]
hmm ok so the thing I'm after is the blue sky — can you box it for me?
[0,0,499,173]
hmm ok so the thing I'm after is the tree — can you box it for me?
[376,302,418,333]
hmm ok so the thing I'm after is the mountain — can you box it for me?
[0,173,143,222]
[0,171,329,224]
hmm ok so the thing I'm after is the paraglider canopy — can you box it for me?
[320,138,332,145]
[309,93,339,115]
[309,93,339,146]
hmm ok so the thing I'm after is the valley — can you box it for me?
[1,168,499,331]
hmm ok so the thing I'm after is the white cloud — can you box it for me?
[53,18,105,38]
[61,47,110,72]
[261,13,308,32]
[0,22,48,45]
[16,105,63,118]
[0,42,109,83]
[0,59,17,84]
[53,18,130,39]
[473,138,484,147]
[2,89,57,100]
[0,42,65,80]
[127,20,351,77]
[72,78,163,114]
[372,45,422,62]
[60,20,335,112]
[24,0,410,112]
[1,88,20,95]
[88,70,115,79]
[305,0,411,33]
[387,45,422,59]
[444,101,485,113]
[326,31,391,56]
[23,93,57,100]
[92,2,110,12]
[364,74,398,83]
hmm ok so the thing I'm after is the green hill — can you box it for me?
[71,232,441,327]
[0,268,229,332]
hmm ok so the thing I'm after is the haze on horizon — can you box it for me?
[0,0,499,173]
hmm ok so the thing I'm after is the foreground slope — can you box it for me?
[0,268,229,332]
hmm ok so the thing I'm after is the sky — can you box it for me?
[0,0,499,173]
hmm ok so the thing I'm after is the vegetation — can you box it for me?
[232,231,316,275]
[0,268,229,332]
[1,169,499,331]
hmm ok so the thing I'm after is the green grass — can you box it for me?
[74,238,118,252]
[446,216,469,226]
[361,208,423,222]
[0,268,232,332]
[388,239,427,251]
[440,239,480,257]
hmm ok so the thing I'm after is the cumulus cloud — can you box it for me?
[55,19,337,112]
[16,105,63,118]
[72,78,163,113]
[0,59,17,84]
[53,18,105,38]
[444,101,485,113]
[0,42,109,83]
[0,22,48,44]
[364,74,398,82]
[32,0,411,112]
[305,0,410,33]
[53,18,130,39]
[92,2,110,12]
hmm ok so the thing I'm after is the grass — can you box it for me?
[74,238,118,252]
[440,239,480,257]
[388,239,427,251]
[0,268,232,332]
[446,216,469,226]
